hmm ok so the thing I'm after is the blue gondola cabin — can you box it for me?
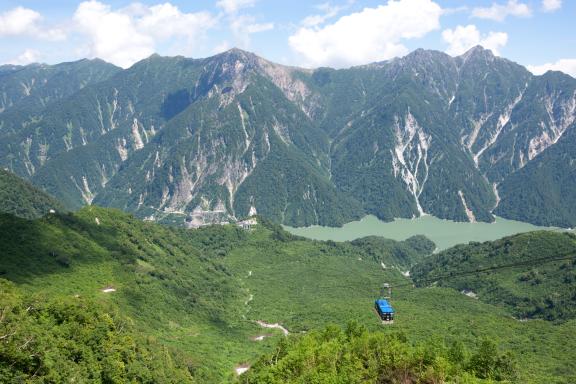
[375,299,394,322]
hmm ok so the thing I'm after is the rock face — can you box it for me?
[0,46,575,227]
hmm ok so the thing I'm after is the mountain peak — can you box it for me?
[459,45,495,60]
[223,47,251,55]
[403,48,453,63]
[213,47,262,64]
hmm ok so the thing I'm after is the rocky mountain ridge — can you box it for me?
[1,46,574,227]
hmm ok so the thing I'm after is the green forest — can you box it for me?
[0,169,65,219]
[1,206,575,382]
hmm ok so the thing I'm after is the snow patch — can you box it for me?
[391,112,431,216]
[458,190,476,223]
[131,118,144,150]
[473,87,526,165]
[20,78,35,96]
[21,137,35,176]
[492,182,501,211]
[116,138,128,161]
[80,176,95,204]
[237,103,251,151]
[461,290,478,299]
[96,99,105,133]
[235,364,250,375]
[465,113,491,156]
[272,118,291,145]
[528,91,576,160]
[38,143,49,166]
[109,88,119,131]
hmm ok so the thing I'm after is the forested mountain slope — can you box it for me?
[244,323,517,383]
[0,168,65,218]
[1,206,575,382]
[0,59,120,137]
[0,47,574,227]
[0,280,194,383]
[411,231,576,321]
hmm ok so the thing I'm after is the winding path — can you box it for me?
[256,320,289,336]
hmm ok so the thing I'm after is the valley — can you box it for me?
[1,205,575,382]
[1,40,575,383]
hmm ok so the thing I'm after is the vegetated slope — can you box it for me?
[1,47,575,227]
[0,59,120,137]
[0,168,65,218]
[495,125,576,228]
[222,226,576,383]
[0,280,194,383]
[0,208,250,382]
[0,51,361,226]
[1,205,575,382]
[243,323,516,383]
[93,67,363,226]
[0,207,434,382]
[411,231,576,321]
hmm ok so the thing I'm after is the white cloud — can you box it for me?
[442,25,508,56]
[216,0,256,14]
[213,40,231,53]
[0,7,65,40]
[472,0,531,22]
[73,1,216,68]
[245,22,274,34]
[0,7,40,35]
[7,49,41,65]
[542,0,562,12]
[74,1,154,68]
[301,2,349,28]
[214,0,272,49]
[137,3,215,41]
[289,0,443,68]
[229,14,273,48]
[528,59,576,77]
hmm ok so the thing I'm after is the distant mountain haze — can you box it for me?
[0,46,574,227]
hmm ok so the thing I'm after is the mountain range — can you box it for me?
[1,46,574,227]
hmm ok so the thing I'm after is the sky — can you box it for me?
[0,0,574,76]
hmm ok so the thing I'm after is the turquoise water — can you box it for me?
[284,215,566,251]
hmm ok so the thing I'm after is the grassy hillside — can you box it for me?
[411,231,576,321]
[0,280,194,383]
[243,323,516,383]
[221,226,576,383]
[1,208,575,382]
[0,208,253,382]
[0,207,432,382]
[0,168,66,219]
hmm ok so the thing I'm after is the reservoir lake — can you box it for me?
[284,215,568,251]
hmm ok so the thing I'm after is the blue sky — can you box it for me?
[0,0,574,76]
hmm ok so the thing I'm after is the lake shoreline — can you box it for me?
[284,214,567,251]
